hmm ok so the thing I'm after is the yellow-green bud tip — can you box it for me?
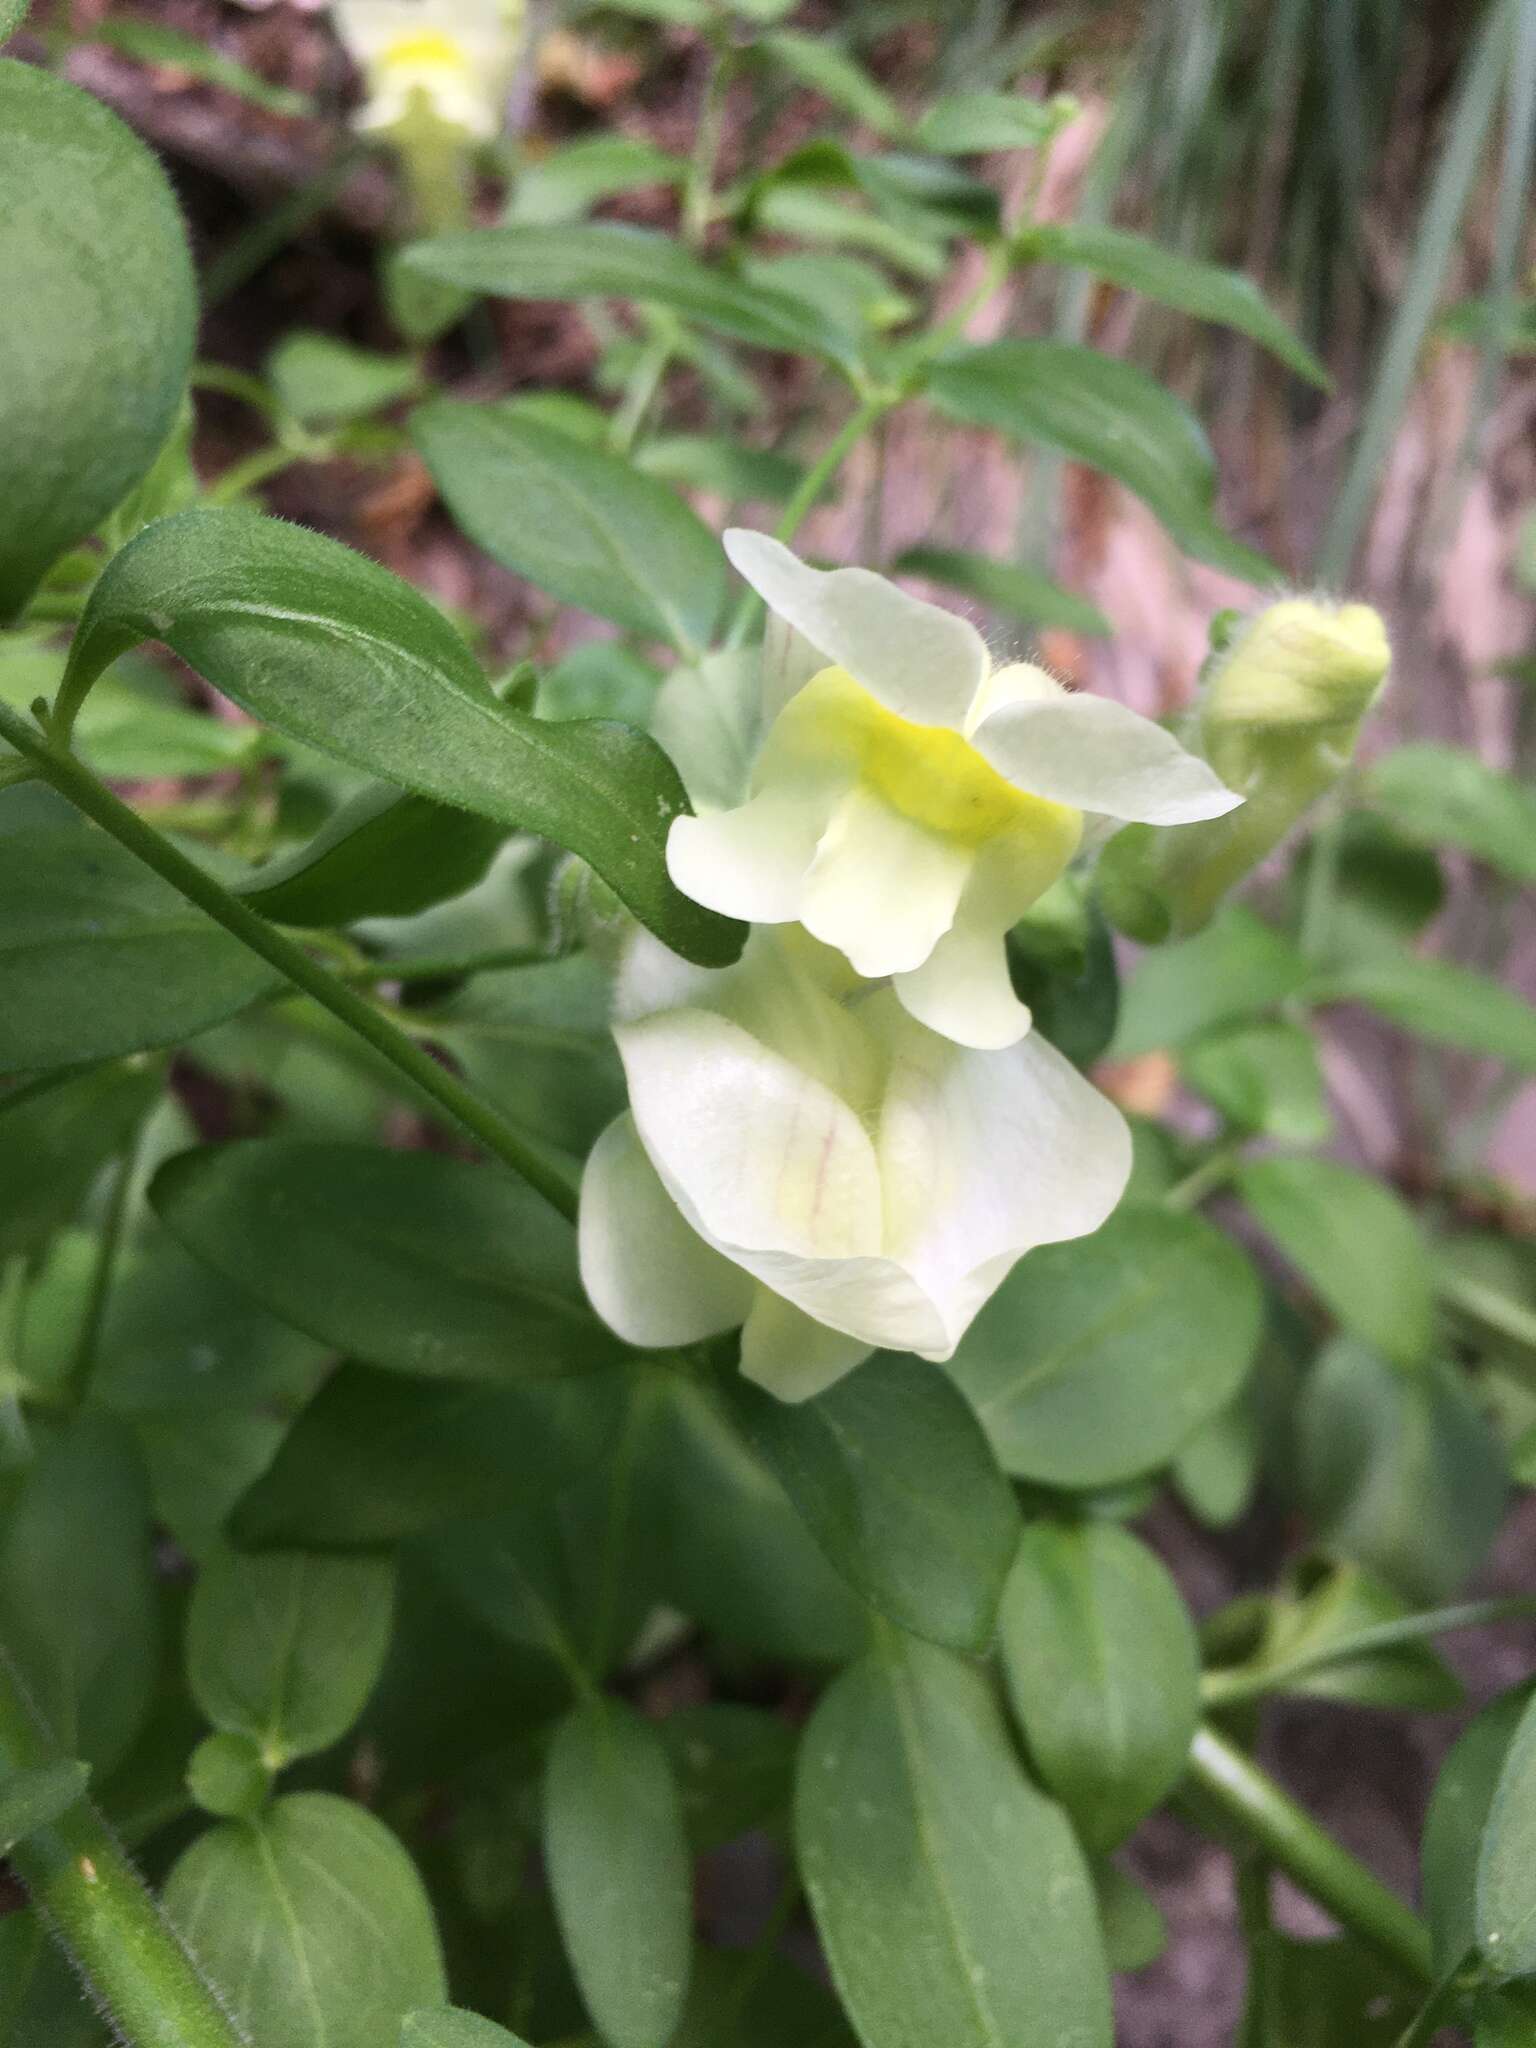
[1204,597,1390,733]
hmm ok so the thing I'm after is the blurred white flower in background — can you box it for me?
[329,0,524,139]
[579,927,1131,1402]
[667,533,1242,1050]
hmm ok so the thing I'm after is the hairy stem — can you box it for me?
[0,1653,249,2048]
[1187,1724,1433,1986]
[0,702,578,1223]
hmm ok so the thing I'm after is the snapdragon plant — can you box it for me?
[2,8,1535,2048]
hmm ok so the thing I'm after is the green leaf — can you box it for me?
[0,1415,158,1775]
[1235,1557,1462,1712]
[508,135,686,227]
[0,1758,89,1856]
[163,1792,445,2047]
[0,61,195,616]
[61,508,742,969]
[1093,1862,1166,1973]
[230,1363,617,1549]
[1110,908,1310,1056]
[87,19,311,117]
[538,643,659,726]
[0,824,277,1073]
[656,1703,796,1853]
[1020,224,1328,385]
[403,2013,533,2048]
[637,1379,866,1664]
[413,401,726,654]
[997,1522,1199,1853]
[796,1633,1112,2048]
[544,1700,693,2048]
[186,1547,395,1766]
[915,92,1059,154]
[726,1353,1020,1652]
[761,32,902,135]
[401,222,859,368]
[152,1140,623,1383]
[1422,1680,1533,1972]
[1298,1340,1508,1604]
[235,782,505,928]
[1237,1158,1433,1368]
[94,1226,326,1414]
[928,341,1273,581]
[0,1062,161,1260]
[637,434,806,506]
[670,1948,855,2048]
[428,956,625,1158]
[946,1205,1262,1488]
[892,545,1108,636]
[1308,953,1536,1073]
[268,333,419,426]
[1239,1934,1416,2046]
[1181,1018,1331,1144]
[0,0,28,39]
[1366,743,1536,884]
[1477,1687,1536,1976]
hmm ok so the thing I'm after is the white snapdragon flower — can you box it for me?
[330,0,523,139]
[578,927,1131,1402]
[666,532,1242,1051]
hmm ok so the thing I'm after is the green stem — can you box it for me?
[0,1653,249,2048]
[609,319,679,456]
[203,444,312,509]
[1187,1724,1433,1986]
[1202,1594,1536,1708]
[683,41,735,250]
[66,1110,152,1407]
[723,395,893,645]
[0,704,578,1224]
[1163,1144,1243,1214]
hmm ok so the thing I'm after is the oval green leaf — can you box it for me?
[544,1700,693,2048]
[403,2014,534,2048]
[0,1759,90,1858]
[727,1353,1021,1652]
[997,1522,1199,1853]
[163,1792,445,2047]
[1237,1157,1433,1369]
[186,1548,395,1766]
[945,1204,1262,1487]
[230,1364,617,1550]
[796,1633,1112,2048]
[1367,743,1536,885]
[1478,1688,1536,1976]
[236,781,506,928]
[0,824,277,1074]
[413,400,726,655]
[151,1140,624,1384]
[928,340,1273,582]
[0,60,195,616]
[60,509,742,968]
[1421,1681,1533,1973]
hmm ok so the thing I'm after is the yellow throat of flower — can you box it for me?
[377,28,473,80]
[769,666,1084,862]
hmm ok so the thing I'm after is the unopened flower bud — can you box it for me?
[1201,598,1389,787]
[1102,597,1391,942]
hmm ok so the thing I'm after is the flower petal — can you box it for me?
[616,1009,883,1262]
[875,1018,1132,1348]
[799,786,971,977]
[578,1115,753,1347]
[723,529,987,729]
[739,1287,873,1402]
[894,919,1032,1050]
[972,691,1242,823]
[667,785,833,925]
